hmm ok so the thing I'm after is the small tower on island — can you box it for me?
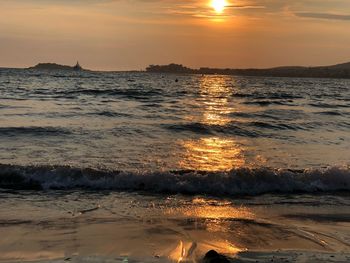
[73,61,82,71]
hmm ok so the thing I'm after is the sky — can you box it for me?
[0,0,350,71]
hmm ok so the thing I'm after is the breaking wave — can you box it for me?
[0,164,349,196]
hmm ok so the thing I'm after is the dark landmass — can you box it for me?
[29,62,83,71]
[146,62,350,79]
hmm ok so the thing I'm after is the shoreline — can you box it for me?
[0,191,349,262]
[12,251,350,263]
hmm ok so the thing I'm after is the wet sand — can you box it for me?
[0,191,349,262]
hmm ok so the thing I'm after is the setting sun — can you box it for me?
[211,0,227,13]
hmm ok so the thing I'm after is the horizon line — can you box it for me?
[1,59,350,72]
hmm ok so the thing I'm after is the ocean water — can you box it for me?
[0,68,350,195]
[1,68,350,262]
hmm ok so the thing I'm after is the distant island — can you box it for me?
[29,62,83,71]
[146,62,350,79]
[25,61,350,78]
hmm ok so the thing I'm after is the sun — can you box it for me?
[211,0,227,13]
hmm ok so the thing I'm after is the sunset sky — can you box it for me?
[0,0,350,71]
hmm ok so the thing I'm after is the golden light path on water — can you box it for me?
[180,76,246,172]
[180,138,245,171]
[173,76,256,261]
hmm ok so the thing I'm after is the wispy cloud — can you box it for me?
[152,1,267,19]
[295,12,350,21]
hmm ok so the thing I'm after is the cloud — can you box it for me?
[295,12,350,21]
[146,1,267,19]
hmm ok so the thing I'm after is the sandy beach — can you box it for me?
[1,190,349,262]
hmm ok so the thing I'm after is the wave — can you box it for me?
[58,88,163,98]
[163,122,260,137]
[229,109,306,121]
[231,93,303,100]
[163,120,308,137]
[243,100,294,106]
[91,111,132,118]
[0,164,349,196]
[0,127,72,137]
[309,102,350,109]
[315,111,344,116]
[249,121,302,131]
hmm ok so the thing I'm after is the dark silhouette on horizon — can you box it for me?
[29,62,84,71]
[24,60,350,79]
[146,62,350,79]
[73,61,83,71]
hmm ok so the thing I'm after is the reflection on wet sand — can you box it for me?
[0,251,65,262]
[168,204,254,234]
[165,197,255,223]
[180,75,246,171]
[169,239,242,263]
[166,197,252,262]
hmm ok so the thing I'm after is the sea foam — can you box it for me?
[0,164,349,196]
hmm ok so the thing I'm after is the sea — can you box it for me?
[0,68,349,262]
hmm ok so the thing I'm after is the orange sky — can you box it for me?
[0,0,350,70]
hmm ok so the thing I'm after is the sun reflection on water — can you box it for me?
[180,75,246,172]
[197,75,234,126]
[179,137,245,171]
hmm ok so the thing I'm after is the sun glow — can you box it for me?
[211,0,227,13]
